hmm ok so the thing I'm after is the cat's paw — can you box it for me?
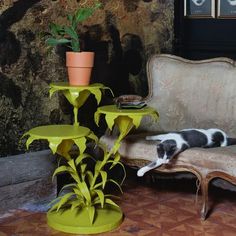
[137,169,144,177]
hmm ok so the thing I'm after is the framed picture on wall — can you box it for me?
[184,0,215,18]
[217,0,236,18]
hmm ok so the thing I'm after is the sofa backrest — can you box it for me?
[139,54,236,137]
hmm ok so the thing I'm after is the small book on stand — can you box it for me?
[114,95,146,109]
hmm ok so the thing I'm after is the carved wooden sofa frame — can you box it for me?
[102,54,236,220]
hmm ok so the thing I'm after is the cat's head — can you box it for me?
[157,140,178,163]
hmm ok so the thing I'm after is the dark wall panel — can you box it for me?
[174,0,236,60]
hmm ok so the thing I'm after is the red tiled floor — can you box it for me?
[1,175,236,236]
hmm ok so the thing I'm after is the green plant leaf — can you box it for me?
[68,159,77,171]
[111,153,121,168]
[72,187,84,200]
[94,110,101,127]
[77,182,91,205]
[70,199,84,211]
[93,182,103,190]
[67,14,73,23]
[87,132,98,144]
[70,171,81,184]
[81,163,87,172]
[46,38,71,46]
[52,165,70,180]
[105,198,119,208]
[73,187,84,198]
[97,141,108,154]
[86,171,94,186]
[87,206,95,225]
[75,153,93,166]
[75,8,94,23]
[52,164,81,184]
[71,39,80,52]
[64,26,78,41]
[92,196,101,206]
[94,190,104,208]
[49,23,64,36]
[58,183,77,196]
[75,2,101,23]
[80,163,87,180]
[56,192,75,212]
[48,197,62,212]
[104,194,121,200]
[100,171,107,189]
[95,161,102,171]
[107,179,123,194]
[106,160,126,185]
[48,196,61,207]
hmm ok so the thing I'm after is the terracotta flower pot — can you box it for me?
[66,51,95,86]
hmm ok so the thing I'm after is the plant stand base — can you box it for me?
[47,205,123,234]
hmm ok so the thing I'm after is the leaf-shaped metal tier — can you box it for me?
[94,105,159,157]
[49,82,114,126]
[23,124,92,161]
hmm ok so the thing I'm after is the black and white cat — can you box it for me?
[137,128,236,177]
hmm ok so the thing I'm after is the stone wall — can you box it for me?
[0,150,57,213]
[0,0,174,157]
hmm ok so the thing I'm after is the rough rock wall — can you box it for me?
[0,0,174,157]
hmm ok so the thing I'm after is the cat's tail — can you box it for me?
[226,138,236,146]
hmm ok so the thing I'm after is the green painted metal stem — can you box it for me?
[73,107,79,126]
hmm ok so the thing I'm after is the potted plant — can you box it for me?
[46,2,101,86]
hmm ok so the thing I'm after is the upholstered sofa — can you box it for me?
[101,54,236,220]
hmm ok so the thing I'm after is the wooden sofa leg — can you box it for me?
[200,178,209,220]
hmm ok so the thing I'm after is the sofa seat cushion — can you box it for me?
[101,133,236,177]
